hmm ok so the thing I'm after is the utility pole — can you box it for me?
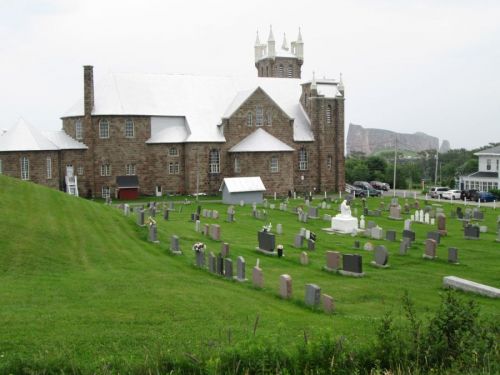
[393,134,397,197]
[434,150,439,185]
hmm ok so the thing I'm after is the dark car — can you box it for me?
[460,189,478,201]
[370,181,390,191]
[471,191,496,202]
[352,181,382,197]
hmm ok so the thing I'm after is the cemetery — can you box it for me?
[0,175,499,373]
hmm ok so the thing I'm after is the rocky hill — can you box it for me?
[346,123,450,156]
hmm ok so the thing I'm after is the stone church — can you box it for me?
[0,28,345,198]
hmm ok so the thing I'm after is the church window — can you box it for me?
[327,155,332,169]
[100,164,111,176]
[77,166,84,175]
[298,148,308,171]
[270,156,279,173]
[279,64,284,77]
[209,149,220,174]
[266,111,272,126]
[255,106,264,126]
[288,65,293,78]
[101,186,110,199]
[260,67,264,76]
[169,147,179,156]
[99,119,109,138]
[126,163,136,175]
[125,119,135,138]
[326,105,332,124]
[75,120,83,140]
[46,157,52,179]
[234,157,241,173]
[246,112,253,126]
[21,157,29,180]
[168,162,179,174]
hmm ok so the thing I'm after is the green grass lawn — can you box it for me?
[0,175,498,373]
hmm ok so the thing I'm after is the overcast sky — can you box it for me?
[1,0,499,149]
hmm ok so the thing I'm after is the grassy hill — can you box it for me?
[0,175,498,373]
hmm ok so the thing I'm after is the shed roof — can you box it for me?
[219,177,266,193]
[63,73,314,142]
[474,145,500,156]
[466,171,498,179]
[0,118,87,152]
[228,128,294,153]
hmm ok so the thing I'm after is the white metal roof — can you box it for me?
[219,176,266,193]
[147,116,189,143]
[63,73,315,142]
[0,118,87,152]
[229,128,294,153]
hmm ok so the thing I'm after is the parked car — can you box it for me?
[370,181,390,191]
[471,191,496,202]
[442,189,461,200]
[460,189,478,201]
[345,184,365,197]
[429,186,449,198]
[352,181,382,197]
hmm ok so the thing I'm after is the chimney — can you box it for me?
[83,65,94,116]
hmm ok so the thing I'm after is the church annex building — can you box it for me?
[0,28,346,198]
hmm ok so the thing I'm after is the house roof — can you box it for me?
[474,145,500,156]
[228,128,295,153]
[62,73,314,143]
[466,171,499,179]
[116,175,139,188]
[219,177,266,193]
[147,116,190,143]
[0,118,87,152]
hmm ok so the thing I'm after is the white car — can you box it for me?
[442,189,461,200]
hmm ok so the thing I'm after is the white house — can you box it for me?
[220,177,266,204]
[460,145,500,191]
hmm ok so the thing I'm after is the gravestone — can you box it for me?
[402,229,416,242]
[150,206,156,217]
[276,223,283,235]
[304,284,321,307]
[195,220,201,232]
[423,239,437,259]
[308,207,319,219]
[279,274,293,299]
[324,251,341,271]
[170,235,182,255]
[354,240,361,249]
[227,212,235,222]
[340,254,364,276]
[479,225,488,233]
[224,258,233,280]
[236,256,246,281]
[294,234,304,248]
[257,230,276,253]
[367,221,376,229]
[252,266,264,288]
[163,209,169,220]
[363,242,374,251]
[124,204,130,216]
[208,252,216,273]
[216,253,224,275]
[148,223,159,243]
[386,230,396,242]
[307,239,315,251]
[300,251,309,265]
[371,226,384,240]
[464,225,480,240]
[372,245,389,267]
[359,215,366,229]
[195,249,205,268]
[456,207,463,219]
[473,209,484,220]
[427,231,441,245]
[389,203,402,220]
[168,201,174,211]
[203,224,210,236]
[221,242,230,257]
[137,209,145,226]
[448,247,459,264]
[210,224,221,241]
[322,294,335,314]
[424,212,430,224]
[323,214,332,222]
[399,237,411,255]
[437,213,447,235]
[213,210,219,220]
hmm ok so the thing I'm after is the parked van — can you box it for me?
[429,186,449,198]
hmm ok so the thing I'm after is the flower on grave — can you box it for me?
[262,222,272,232]
[147,217,157,226]
[277,244,284,250]
[192,242,206,252]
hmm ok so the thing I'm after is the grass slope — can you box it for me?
[0,175,499,372]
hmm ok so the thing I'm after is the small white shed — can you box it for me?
[220,177,266,204]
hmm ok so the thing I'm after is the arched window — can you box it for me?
[266,111,272,126]
[99,119,109,138]
[298,148,308,171]
[279,64,284,77]
[209,149,220,174]
[326,105,332,124]
[20,157,29,180]
[234,157,240,173]
[288,65,293,78]
[46,157,52,179]
[255,106,264,126]
[246,112,253,126]
[75,119,83,140]
[125,119,134,138]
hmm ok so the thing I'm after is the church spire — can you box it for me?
[297,27,303,42]
[255,30,260,46]
[268,25,275,42]
[338,73,344,95]
[267,25,275,58]
[311,71,317,91]
[281,33,289,51]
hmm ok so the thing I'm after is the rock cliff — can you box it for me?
[346,123,450,155]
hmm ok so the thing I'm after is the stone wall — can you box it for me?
[255,57,302,78]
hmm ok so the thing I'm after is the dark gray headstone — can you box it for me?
[221,242,230,257]
[464,225,480,239]
[399,238,411,254]
[148,224,158,242]
[308,207,319,218]
[195,249,205,268]
[367,221,376,229]
[448,247,459,263]
[386,230,396,242]
[354,240,360,249]
[307,239,315,251]
[170,235,180,253]
[294,234,303,248]
[224,258,233,279]
[236,256,246,281]
[208,252,216,273]
[304,284,321,307]
[216,253,224,275]
[137,209,145,226]
[342,254,363,274]
[427,231,441,244]
[456,207,463,219]
[258,231,275,252]
[402,229,416,242]
[163,209,169,220]
[374,245,389,266]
